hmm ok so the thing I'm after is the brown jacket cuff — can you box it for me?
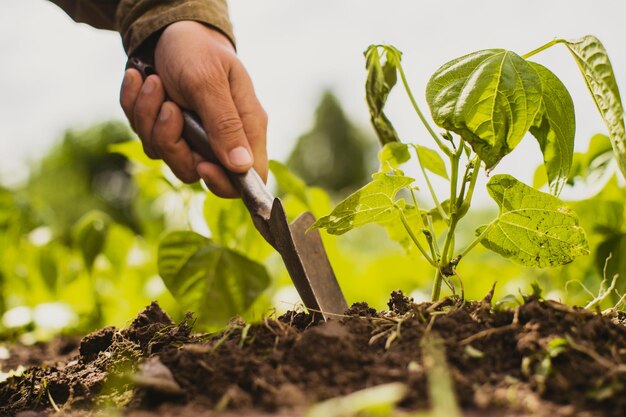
[117,0,235,56]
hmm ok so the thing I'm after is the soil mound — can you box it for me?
[2,293,626,416]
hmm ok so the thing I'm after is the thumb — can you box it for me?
[194,88,253,173]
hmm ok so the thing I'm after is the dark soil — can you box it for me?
[2,291,626,417]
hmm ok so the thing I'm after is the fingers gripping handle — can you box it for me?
[126,57,274,224]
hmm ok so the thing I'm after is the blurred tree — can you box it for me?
[286,90,376,196]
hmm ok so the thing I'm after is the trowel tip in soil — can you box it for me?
[269,200,348,321]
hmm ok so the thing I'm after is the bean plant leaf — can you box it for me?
[528,62,576,196]
[365,45,401,145]
[559,35,626,178]
[378,142,410,172]
[426,49,543,169]
[313,171,414,235]
[158,231,270,326]
[477,174,589,267]
[414,145,449,180]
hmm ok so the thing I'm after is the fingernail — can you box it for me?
[228,147,252,167]
[158,106,170,122]
[143,78,155,94]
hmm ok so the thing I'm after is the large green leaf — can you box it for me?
[477,175,588,267]
[528,62,576,196]
[365,45,401,145]
[158,231,270,326]
[313,171,414,235]
[426,49,543,168]
[560,36,626,178]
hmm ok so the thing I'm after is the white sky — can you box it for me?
[1,1,625,201]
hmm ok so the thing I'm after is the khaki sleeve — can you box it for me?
[48,0,235,55]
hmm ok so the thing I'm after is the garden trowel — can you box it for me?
[127,58,348,321]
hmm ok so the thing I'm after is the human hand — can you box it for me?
[120,21,268,198]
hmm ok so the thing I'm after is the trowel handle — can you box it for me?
[125,57,274,221]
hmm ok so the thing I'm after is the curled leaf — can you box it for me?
[560,36,626,178]
[365,45,402,145]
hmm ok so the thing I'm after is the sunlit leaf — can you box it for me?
[313,171,414,235]
[560,36,626,178]
[426,49,543,168]
[365,45,401,145]
[72,210,110,272]
[477,175,589,267]
[269,160,308,205]
[158,231,270,326]
[378,142,410,172]
[528,62,575,195]
[414,145,449,180]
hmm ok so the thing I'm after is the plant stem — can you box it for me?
[426,214,440,256]
[459,221,496,258]
[429,144,468,301]
[431,269,445,301]
[441,216,459,265]
[522,39,561,59]
[463,157,481,209]
[415,146,448,221]
[396,62,451,156]
[447,146,462,217]
[408,188,440,262]
[398,207,436,266]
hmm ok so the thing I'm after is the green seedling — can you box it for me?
[314,36,625,301]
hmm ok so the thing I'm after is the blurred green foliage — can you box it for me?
[0,114,622,339]
[0,122,179,339]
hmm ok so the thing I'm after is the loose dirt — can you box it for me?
[2,291,626,417]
